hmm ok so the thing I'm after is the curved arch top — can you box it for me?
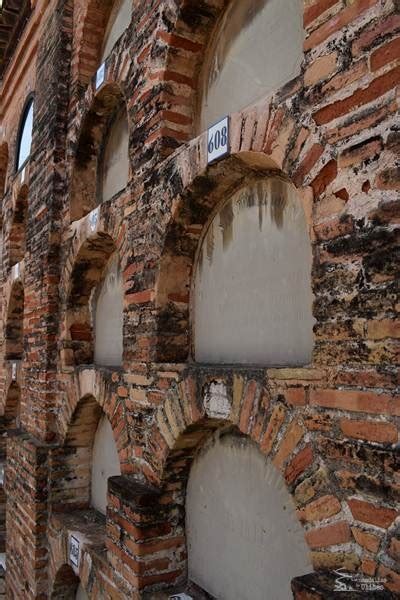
[199,0,304,130]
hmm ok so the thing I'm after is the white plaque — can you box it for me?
[69,535,80,568]
[11,363,17,381]
[89,206,100,231]
[204,381,230,419]
[207,116,229,164]
[169,595,193,600]
[96,62,106,90]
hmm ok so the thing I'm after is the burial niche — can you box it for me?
[200,0,303,130]
[101,0,132,61]
[186,433,312,600]
[91,413,121,514]
[193,178,314,366]
[92,252,124,367]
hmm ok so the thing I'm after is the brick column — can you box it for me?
[107,476,185,595]
[5,434,49,599]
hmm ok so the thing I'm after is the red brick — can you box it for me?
[310,389,398,416]
[273,419,305,469]
[260,404,286,454]
[351,527,381,553]
[314,66,400,125]
[375,166,400,190]
[371,36,400,72]
[293,143,324,186]
[388,537,400,561]
[305,521,352,549]
[348,498,398,528]
[311,159,338,196]
[298,495,341,523]
[340,418,398,443]
[305,0,379,51]
[352,14,400,56]
[378,566,400,593]
[338,137,383,168]
[285,387,307,407]
[304,0,339,28]
[285,445,314,485]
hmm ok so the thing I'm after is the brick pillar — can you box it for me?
[107,476,185,596]
[5,434,49,599]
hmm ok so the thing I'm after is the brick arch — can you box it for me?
[73,0,115,91]
[4,279,24,361]
[57,369,129,463]
[133,373,339,594]
[69,81,130,221]
[51,392,124,513]
[9,183,28,267]
[50,563,80,599]
[61,230,126,367]
[150,117,320,361]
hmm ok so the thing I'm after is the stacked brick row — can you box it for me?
[0,0,398,598]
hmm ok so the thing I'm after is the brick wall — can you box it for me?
[0,0,399,598]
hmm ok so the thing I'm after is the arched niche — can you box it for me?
[97,108,129,204]
[186,432,311,600]
[199,0,303,131]
[9,184,28,267]
[193,178,314,366]
[65,235,123,367]
[5,281,24,361]
[93,252,124,367]
[91,414,121,514]
[101,0,132,61]
[52,396,121,516]
[16,97,34,171]
[70,87,129,222]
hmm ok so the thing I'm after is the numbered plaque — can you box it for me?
[69,535,80,568]
[95,62,106,90]
[207,116,229,164]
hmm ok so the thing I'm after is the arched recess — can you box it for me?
[9,184,28,267]
[50,395,121,515]
[50,564,79,599]
[74,0,131,89]
[193,178,314,365]
[5,281,24,361]
[100,0,132,62]
[63,233,124,368]
[154,152,314,364]
[70,84,129,221]
[141,378,315,599]
[198,0,304,131]
[0,143,8,198]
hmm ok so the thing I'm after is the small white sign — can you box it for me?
[69,535,80,568]
[12,263,20,281]
[207,116,229,164]
[169,595,193,600]
[95,62,106,90]
[11,363,17,381]
[89,206,100,231]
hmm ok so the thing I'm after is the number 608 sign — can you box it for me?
[207,116,230,164]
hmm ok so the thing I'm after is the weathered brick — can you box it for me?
[348,498,398,528]
[305,521,352,549]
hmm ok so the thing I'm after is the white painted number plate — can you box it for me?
[69,535,80,567]
[207,116,229,163]
[96,62,106,90]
